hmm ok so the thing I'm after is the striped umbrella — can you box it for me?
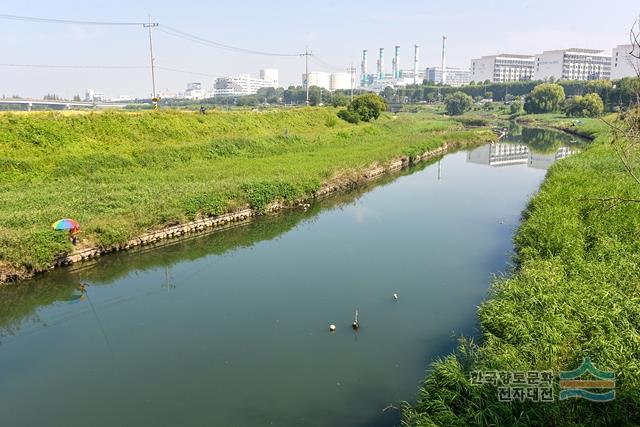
[51,218,80,232]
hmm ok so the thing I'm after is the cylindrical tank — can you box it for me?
[330,72,351,90]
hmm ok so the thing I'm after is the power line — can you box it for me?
[0,13,148,26]
[310,55,344,71]
[0,63,147,69]
[0,62,222,78]
[155,66,217,78]
[158,25,301,57]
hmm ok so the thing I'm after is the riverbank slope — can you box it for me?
[0,108,492,284]
[403,116,640,425]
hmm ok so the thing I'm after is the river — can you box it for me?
[0,127,580,426]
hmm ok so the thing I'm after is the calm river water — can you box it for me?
[0,128,579,426]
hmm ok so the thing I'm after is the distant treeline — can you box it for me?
[158,77,639,112]
[392,78,640,110]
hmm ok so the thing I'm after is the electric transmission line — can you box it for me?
[0,13,148,26]
[157,25,301,57]
[0,63,147,69]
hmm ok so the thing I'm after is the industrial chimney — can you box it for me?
[413,44,420,84]
[361,50,368,86]
[378,48,385,80]
[441,36,447,85]
[393,45,400,79]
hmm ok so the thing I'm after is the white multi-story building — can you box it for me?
[471,54,535,83]
[214,73,277,97]
[259,69,279,88]
[611,44,640,79]
[184,82,205,100]
[534,48,611,81]
[425,67,471,87]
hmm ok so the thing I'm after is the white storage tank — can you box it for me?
[330,72,351,90]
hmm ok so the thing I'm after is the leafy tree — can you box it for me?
[331,93,350,107]
[381,86,395,102]
[610,77,640,108]
[524,83,565,113]
[308,86,322,106]
[586,79,613,102]
[565,93,604,117]
[444,92,473,115]
[346,93,387,122]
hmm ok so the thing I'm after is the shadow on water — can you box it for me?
[0,157,437,339]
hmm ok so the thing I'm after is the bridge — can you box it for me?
[0,99,130,111]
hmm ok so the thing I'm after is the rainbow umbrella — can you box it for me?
[51,218,80,232]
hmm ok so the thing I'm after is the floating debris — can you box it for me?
[352,309,360,330]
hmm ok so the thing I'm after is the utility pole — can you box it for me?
[301,47,312,106]
[348,63,356,101]
[144,16,159,109]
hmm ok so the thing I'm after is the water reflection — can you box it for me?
[468,124,582,170]
[467,142,578,170]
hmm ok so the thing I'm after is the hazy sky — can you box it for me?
[1,0,638,99]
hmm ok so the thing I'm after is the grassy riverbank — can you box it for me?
[0,108,491,283]
[403,116,640,425]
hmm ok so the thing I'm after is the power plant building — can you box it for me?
[360,43,424,89]
[330,72,352,90]
[425,67,471,87]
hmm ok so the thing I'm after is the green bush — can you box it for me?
[565,93,605,117]
[444,92,474,115]
[337,108,360,124]
[510,100,524,116]
[337,93,387,123]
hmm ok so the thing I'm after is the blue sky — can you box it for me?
[1,0,638,98]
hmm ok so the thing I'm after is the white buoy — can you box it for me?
[329,324,336,332]
[393,293,398,300]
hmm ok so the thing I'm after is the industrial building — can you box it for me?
[611,44,640,79]
[302,72,331,90]
[302,71,354,91]
[425,67,471,87]
[360,43,425,89]
[471,54,535,83]
[534,48,611,81]
[214,70,278,97]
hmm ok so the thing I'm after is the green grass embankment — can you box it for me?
[0,108,491,283]
[403,117,640,426]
